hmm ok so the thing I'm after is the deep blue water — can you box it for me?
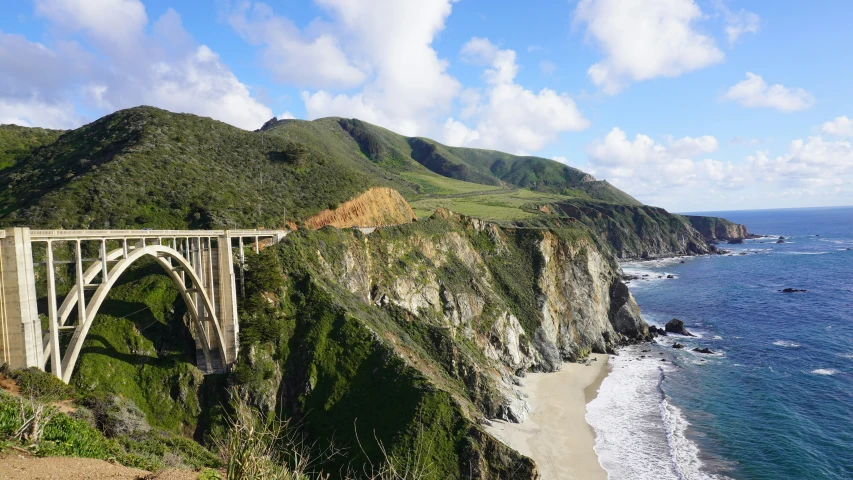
[588,206,853,480]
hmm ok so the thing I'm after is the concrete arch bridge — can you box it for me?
[0,228,287,383]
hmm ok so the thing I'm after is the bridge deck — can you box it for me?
[27,229,288,241]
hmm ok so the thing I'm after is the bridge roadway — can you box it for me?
[0,228,288,382]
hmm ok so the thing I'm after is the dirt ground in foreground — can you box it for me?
[0,453,204,480]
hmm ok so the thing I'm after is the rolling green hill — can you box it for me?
[0,107,639,229]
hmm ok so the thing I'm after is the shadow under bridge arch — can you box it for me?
[57,243,229,383]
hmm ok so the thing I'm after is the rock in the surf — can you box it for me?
[665,318,695,336]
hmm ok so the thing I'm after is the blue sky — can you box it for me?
[2,0,852,212]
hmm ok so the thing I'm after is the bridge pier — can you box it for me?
[0,228,44,369]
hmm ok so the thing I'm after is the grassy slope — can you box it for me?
[1,108,642,229]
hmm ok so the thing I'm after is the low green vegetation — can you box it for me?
[0,107,640,229]
[0,366,221,472]
[0,124,64,171]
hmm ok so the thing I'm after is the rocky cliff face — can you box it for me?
[320,209,649,378]
[305,187,417,229]
[685,215,751,242]
[552,202,716,259]
[232,209,650,478]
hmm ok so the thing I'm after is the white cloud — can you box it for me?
[552,156,569,164]
[714,0,760,44]
[2,1,273,130]
[295,0,461,136]
[723,72,814,112]
[141,45,273,130]
[442,38,589,153]
[540,60,556,74]
[574,0,724,94]
[586,128,741,197]
[586,124,853,209]
[34,0,148,56]
[229,3,588,152]
[227,3,366,89]
[747,136,853,188]
[0,98,82,129]
[278,111,296,120]
[821,116,853,137]
[668,135,719,157]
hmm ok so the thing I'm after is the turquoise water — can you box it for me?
[587,206,853,479]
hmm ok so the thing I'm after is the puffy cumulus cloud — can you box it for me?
[723,72,815,112]
[227,2,366,89]
[586,122,853,209]
[2,1,272,130]
[821,116,853,137]
[0,32,93,104]
[0,98,82,129]
[229,0,459,136]
[747,136,853,188]
[574,0,724,94]
[442,38,589,153]
[585,128,745,200]
[34,0,148,56]
[142,45,273,130]
[668,135,718,158]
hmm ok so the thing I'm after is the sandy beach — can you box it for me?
[485,354,610,480]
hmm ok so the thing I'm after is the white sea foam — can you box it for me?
[811,369,838,376]
[839,353,853,359]
[773,340,801,348]
[586,347,730,479]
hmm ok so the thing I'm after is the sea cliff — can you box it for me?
[228,209,650,477]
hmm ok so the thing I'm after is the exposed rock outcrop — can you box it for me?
[305,187,416,229]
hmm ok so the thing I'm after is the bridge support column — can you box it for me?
[217,234,239,364]
[0,228,43,369]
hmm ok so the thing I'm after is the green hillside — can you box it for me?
[0,124,65,171]
[0,107,640,229]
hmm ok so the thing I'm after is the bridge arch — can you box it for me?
[57,243,227,383]
[1,228,288,382]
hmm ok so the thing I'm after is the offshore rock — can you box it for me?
[665,318,695,337]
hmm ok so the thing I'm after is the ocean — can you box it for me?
[586,206,853,480]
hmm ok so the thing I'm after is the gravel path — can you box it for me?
[0,453,202,480]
